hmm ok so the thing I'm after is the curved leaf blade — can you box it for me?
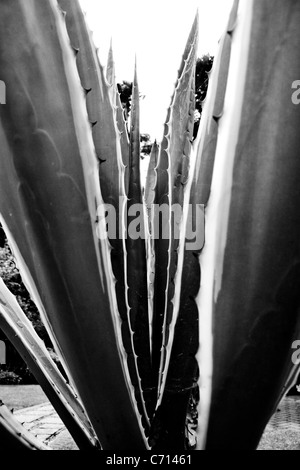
[125,63,154,425]
[0,275,98,450]
[150,13,199,448]
[0,0,146,449]
[0,402,49,450]
[197,0,300,450]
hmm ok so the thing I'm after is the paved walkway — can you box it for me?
[257,396,300,450]
[13,396,300,450]
[14,402,78,450]
[268,396,300,432]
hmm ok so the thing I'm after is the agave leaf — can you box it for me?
[0,402,49,450]
[0,276,98,450]
[59,0,130,345]
[144,141,159,357]
[105,37,129,169]
[181,1,238,448]
[60,0,151,435]
[106,38,116,102]
[116,88,130,195]
[144,141,159,215]
[197,0,300,449]
[193,0,238,205]
[112,49,130,195]
[0,0,146,449]
[227,0,239,33]
[152,0,235,441]
[149,13,199,447]
[150,153,204,451]
[179,3,238,447]
[105,35,131,180]
[124,62,154,425]
[128,62,143,204]
[104,36,130,189]
[58,0,125,208]
[153,12,198,399]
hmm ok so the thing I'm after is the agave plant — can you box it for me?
[0,0,300,451]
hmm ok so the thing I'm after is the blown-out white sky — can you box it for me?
[80,0,233,140]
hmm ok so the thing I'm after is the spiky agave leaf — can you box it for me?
[0,0,146,449]
[106,43,131,194]
[58,3,135,391]
[149,13,199,447]
[63,4,153,425]
[0,276,98,450]
[104,36,130,192]
[155,13,198,397]
[144,141,159,358]
[196,0,300,450]
[144,141,159,216]
[57,0,127,277]
[106,39,117,102]
[116,87,131,196]
[58,0,126,204]
[151,0,237,442]
[106,43,152,428]
[57,0,153,437]
[156,186,205,450]
[187,0,239,447]
[193,0,238,205]
[105,36,131,174]
[124,62,154,426]
[150,148,203,451]
[0,402,49,450]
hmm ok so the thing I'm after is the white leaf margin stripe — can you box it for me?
[50,0,148,447]
[195,0,254,450]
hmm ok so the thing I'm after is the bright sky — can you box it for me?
[80,0,233,140]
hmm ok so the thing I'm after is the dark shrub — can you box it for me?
[0,370,22,385]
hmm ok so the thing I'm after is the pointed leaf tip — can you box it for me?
[133,57,139,86]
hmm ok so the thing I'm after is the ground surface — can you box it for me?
[0,385,77,450]
[1,385,300,450]
[14,402,78,450]
[0,384,48,410]
[258,396,300,450]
